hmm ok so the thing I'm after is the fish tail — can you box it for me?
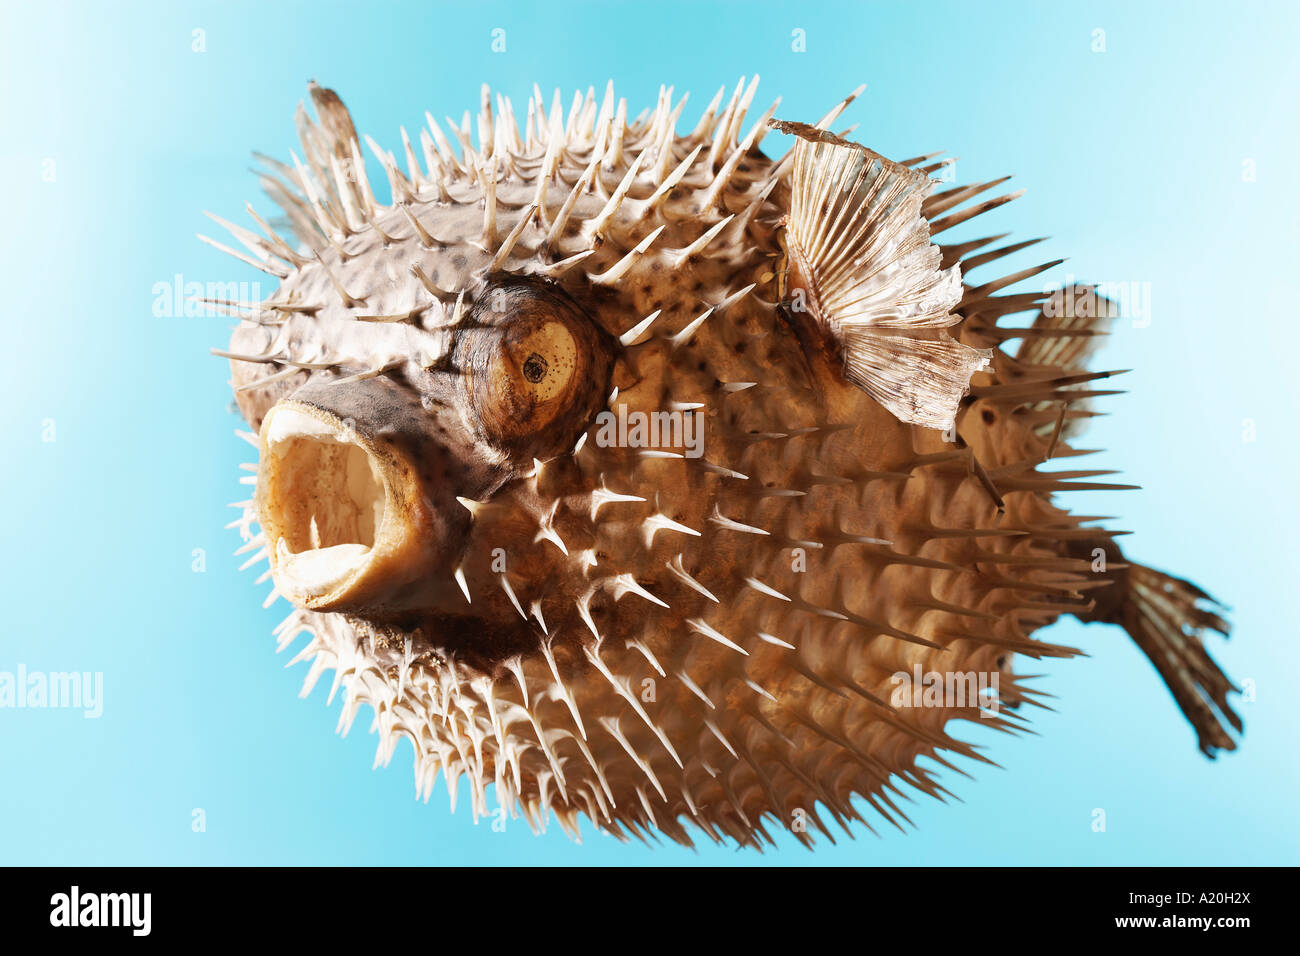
[1073,541,1241,756]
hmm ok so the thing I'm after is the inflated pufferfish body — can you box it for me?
[212,80,1239,847]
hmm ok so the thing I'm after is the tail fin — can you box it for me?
[1073,541,1241,756]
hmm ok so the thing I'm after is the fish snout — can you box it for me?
[255,377,491,615]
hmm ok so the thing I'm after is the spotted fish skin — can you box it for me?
[213,80,1238,848]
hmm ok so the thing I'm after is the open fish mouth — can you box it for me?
[258,403,413,611]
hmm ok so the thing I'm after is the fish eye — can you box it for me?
[492,318,578,414]
[456,278,612,457]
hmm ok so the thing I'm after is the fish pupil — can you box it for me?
[522,353,548,383]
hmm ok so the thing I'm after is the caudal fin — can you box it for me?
[1079,545,1241,756]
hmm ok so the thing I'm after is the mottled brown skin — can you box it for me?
[220,82,1238,847]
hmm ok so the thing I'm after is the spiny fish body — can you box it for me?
[212,79,1238,847]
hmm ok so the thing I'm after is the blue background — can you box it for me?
[2,0,1296,865]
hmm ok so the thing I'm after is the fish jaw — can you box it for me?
[256,379,487,616]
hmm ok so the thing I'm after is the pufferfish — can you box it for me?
[209,79,1239,848]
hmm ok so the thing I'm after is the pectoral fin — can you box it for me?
[774,120,991,430]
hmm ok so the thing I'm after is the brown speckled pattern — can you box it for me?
[214,80,1238,848]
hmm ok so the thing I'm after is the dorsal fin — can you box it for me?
[1016,284,1115,371]
[1017,284,1119,442]
[773,120,990,430]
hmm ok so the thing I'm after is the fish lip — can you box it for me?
[256,401,412,612]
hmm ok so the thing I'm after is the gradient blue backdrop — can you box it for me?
[2,0,1296,865]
